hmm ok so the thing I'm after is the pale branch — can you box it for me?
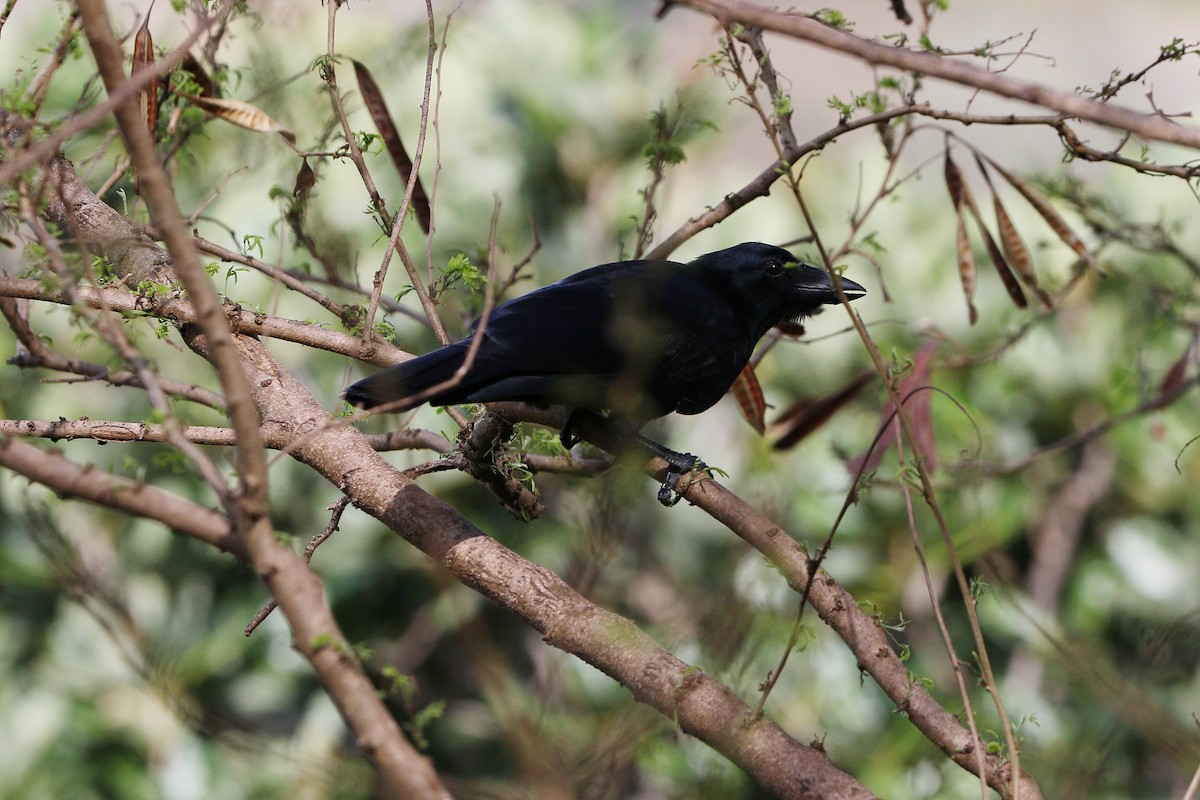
[1054,120,1200,178]
[245,496,354,636]
[0,435,245,558]
[321,0,391,232]
[667,0,1200,150]
[0,417,618,489]
[190,234,429,327]
[523,451,612,475]
[648,104,918,259]
[360,0,441,343]
[0,418,248,447]
[0,276,413,366]
[0,295,226,409]
[191,236,353,323]
[61,7,455,796]
[277,263,431,324]
[649,97,1200,261]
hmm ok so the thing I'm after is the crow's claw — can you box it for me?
[656,452,701,506]
[559,409,583,450]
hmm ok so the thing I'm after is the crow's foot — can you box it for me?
[656,455,702,506]
[635,434,703,506]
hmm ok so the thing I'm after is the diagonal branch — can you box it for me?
[487,403,1044,800]
[0,435,244,558]
[78,0,266,514]
[231,336,875,800]
[59,6,453,797]
[666,0,1200,150]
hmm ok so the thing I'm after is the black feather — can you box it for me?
[346,242,864,424]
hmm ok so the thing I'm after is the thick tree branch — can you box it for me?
[232,339,873,800]
[487,404,1043,800]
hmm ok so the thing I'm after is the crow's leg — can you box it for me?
[559,408,587,449]
[561,410,702,505]
[636,433,703,506]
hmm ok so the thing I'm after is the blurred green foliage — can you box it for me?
[2,1,1200,799]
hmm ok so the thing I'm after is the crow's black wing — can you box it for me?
[469,261,759,416]
[470,264,629,373]
[347,260,680,410]
[638,268,750,415]
[454,261,678,406]
[348,258,744,413]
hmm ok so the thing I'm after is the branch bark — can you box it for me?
[233,336,876,800]
[0,435,244,558]
[488,404,1045,800]
[0,276,411,366]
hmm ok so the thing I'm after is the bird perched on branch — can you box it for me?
[346,242,866,503]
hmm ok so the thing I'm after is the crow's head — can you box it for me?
[689,242,866,330]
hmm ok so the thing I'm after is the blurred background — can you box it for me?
[2,1,1199,798]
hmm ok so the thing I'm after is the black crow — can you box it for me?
[346,242,866,502]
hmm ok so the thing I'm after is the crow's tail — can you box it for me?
[344,342,472,410]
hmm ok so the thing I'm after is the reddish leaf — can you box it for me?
[846,341,939,476]
[945,149,978,324]
[949,149,1027,311]
[293,157,316,200]
[943,148,966,211]
[971,207,1028,309]
[772,370,872,451]
[994,193,1053,307]
[730,363,767,434]
[352,59,431,234]
[1152,336,1198,409]
[975,154,1052,308]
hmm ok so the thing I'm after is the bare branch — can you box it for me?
[0,435,243,558]
[0,275,412,366]
[667,0,1200,150]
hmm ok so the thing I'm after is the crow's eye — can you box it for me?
[765,260,784,278]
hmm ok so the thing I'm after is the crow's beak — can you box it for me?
[834,274,867,301]
[794,264,867,305]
